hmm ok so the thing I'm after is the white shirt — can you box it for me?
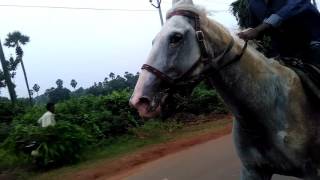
[38,111,56,128]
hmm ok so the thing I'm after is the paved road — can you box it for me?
[125,135,300,180]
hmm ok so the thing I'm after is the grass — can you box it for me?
[2,115,232,180]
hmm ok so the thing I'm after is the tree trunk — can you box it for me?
[0,40,16,103]
[19,57,32,104]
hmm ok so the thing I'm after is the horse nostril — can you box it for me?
[139,97,151,105]
[129,96,151,108]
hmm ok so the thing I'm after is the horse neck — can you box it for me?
[211,46,279,117]
[204,23,296,120]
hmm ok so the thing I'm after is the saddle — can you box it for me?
[277,57,320,100]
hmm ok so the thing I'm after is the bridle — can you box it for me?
[141,9,247,88]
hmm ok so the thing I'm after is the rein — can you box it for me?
[141,9,247,87]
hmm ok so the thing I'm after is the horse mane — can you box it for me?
[168,3,297,94]
[167,4,207,16]
[167,3,278,69]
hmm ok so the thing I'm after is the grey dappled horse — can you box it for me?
[129,0,320,179]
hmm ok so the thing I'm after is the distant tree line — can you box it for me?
[0,31,140,106]
[31,72,139,104]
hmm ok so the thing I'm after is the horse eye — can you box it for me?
[169,33,183,46]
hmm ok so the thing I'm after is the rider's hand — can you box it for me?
[237,23,271,41]
[237,28,260,41]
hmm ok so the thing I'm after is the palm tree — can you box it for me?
[0,41,17,103]
[33,83,40,96]
[4,31,31,103]
[56,79,63,89]
[70,79,77,89]
[109,72,115,80]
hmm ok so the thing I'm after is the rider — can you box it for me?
[38,102,56,128]
[237,0,320,66]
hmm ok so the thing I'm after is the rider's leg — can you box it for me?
[309,41,320,66]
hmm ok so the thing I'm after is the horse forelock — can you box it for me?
[167,4,208,26]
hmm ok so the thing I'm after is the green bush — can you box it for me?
[0,148,27,171]
[175,84,228,115]
[0,122,11,143]
[0,85,228,171]
[0,100,28,123]
[3,121,91,168]
[55,90,139,139]
[189,86,228,114]
[12,106,45,126]
[0,100,31,143]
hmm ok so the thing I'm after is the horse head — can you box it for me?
[130,0,237,118]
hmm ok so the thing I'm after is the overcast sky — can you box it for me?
[0,0,319,97]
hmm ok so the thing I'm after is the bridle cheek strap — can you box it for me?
[167,10,211,60]
[141,64,174,85]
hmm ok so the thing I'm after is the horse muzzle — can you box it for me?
[129,95,162,119]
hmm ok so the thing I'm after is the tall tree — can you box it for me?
[0,40,17,103]
[4,31,31,103]
[45,84,71,103]
[0,70,5,96]
[29,89,34,98]
[33,83,40,96]
[124,71,138,89]
[56,79,63,89]
[109,72,115,80]
[0,70,5,88]
[103,77,108,86]
[70,79,77,89]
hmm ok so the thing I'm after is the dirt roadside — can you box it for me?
[60,116,233,180]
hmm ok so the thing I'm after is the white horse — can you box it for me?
[130,0,320,179]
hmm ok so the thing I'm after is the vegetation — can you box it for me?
[230,0,250,29]
[0,26,228,178]
[4,31,32,103]
[33,117,231,180]
[0,72,227,173]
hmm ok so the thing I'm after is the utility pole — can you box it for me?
[149,0,164,26]
[0,40,16,103]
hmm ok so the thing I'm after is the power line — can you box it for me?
[0,4,230,13]
[0,4,157,12]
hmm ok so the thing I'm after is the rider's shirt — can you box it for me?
[248,0,320,57]
[38,111,56,128]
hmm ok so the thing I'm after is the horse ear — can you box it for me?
[172,0,194,7]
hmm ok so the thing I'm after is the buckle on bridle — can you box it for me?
[196,31,204,41]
